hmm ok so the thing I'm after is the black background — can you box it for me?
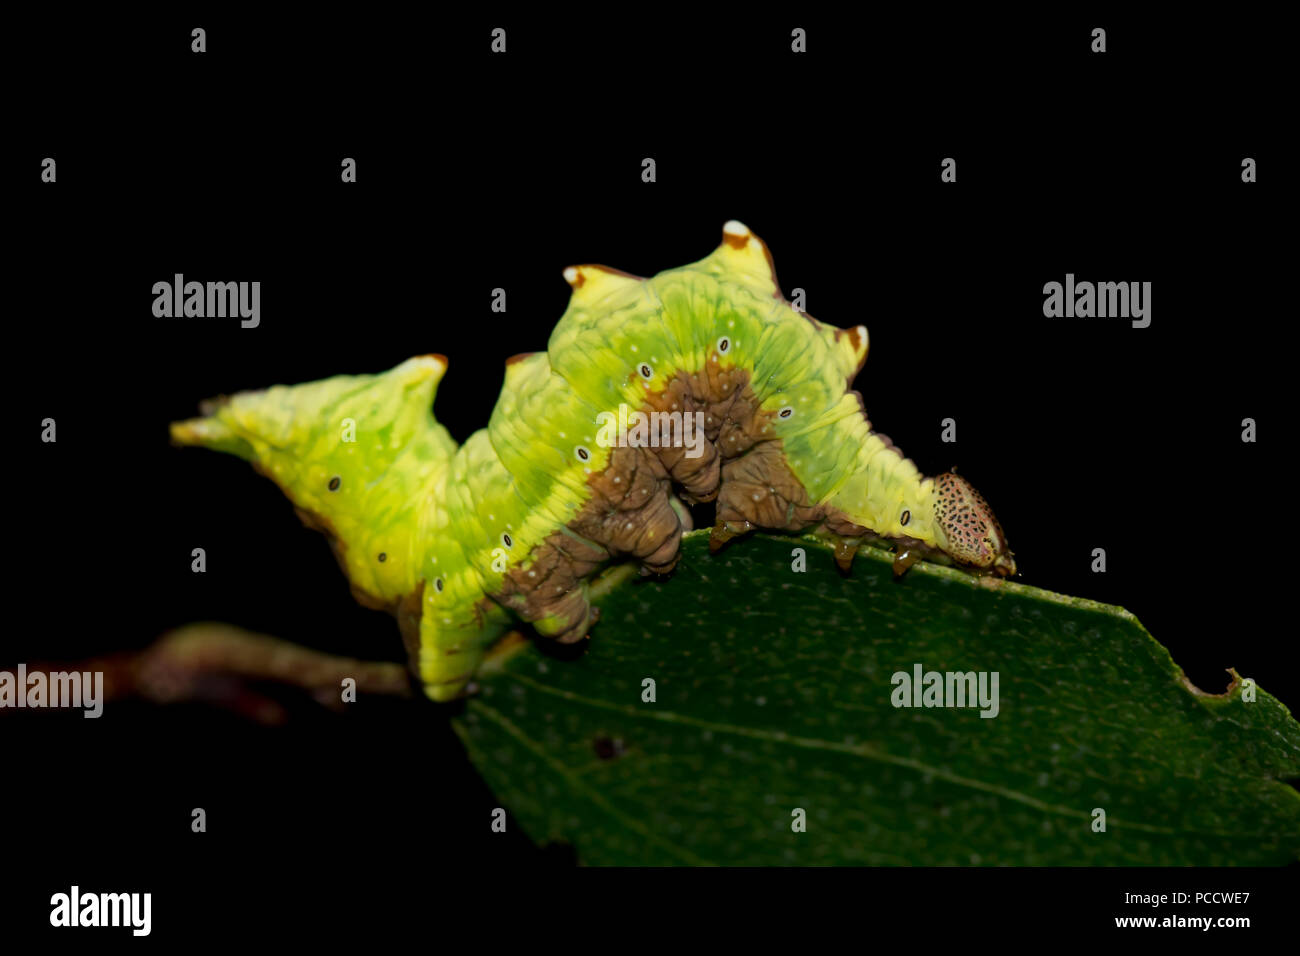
[5,9,1293,942]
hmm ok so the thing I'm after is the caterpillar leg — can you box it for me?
[567,446,688,576]
[498,531,608,645]
[709,517,755,552]
[831,536,861,573]
[414,619,509,703]
[891,547,923,578]
[713,441,823,549]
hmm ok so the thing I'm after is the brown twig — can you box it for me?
[8,623,413,725]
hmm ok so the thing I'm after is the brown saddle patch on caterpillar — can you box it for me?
[491,364,940,641]
[494,368,792,641]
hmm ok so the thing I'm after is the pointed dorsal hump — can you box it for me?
[709,222,869,381]
[502,350,548,391]
[561,263,645,311]
[386,354,450,433]
[168,354,460,610]
[693,220,784,301]
[171,354,454,466]
[834,322,870,381]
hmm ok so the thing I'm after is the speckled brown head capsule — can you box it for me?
[931,473,1015,576]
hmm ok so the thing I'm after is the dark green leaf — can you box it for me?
[453,531,1300,865]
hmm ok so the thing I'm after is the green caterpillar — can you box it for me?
[171,221,1014,702]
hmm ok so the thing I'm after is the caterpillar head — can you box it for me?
[929,472,1015,577]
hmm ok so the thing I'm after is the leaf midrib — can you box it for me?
[496,670,1266,841]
